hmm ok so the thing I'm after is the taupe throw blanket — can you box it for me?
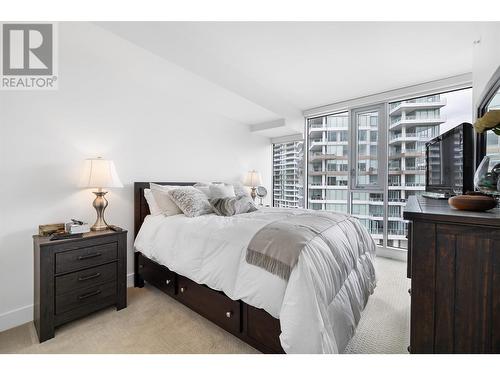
[246,212,351,280]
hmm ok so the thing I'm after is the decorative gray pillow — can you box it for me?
[167,186,213,217]
[209,196,258,216]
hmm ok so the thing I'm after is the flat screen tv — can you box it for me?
[425,122,474,197]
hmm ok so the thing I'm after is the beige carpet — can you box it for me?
[0,257,409,354]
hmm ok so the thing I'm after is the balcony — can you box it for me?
[309,152,343,161]
[387,229,407,238]
[388,198,407,205]
[388,183,425,190]
[308,170,349,177]
[388,149,424,159]
[368,228,384,238]
[388,166,426,175]
[389,115,446,131]
[389,133,432,144]
[308,123,348,133]
[308,139,326,151]
[389,97,447,116]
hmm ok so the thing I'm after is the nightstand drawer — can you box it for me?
[55,262,117,295]
[55,242,118,274]
[55,281,117,315]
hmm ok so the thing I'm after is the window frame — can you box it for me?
[303,77,472,258]
[349,103,387,191]
[476,66,500,166]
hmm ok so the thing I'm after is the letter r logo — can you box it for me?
[2,24,53,75]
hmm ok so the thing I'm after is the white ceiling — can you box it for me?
[97,22,479,137]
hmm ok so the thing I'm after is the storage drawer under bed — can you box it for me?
[177,275,241,335]
[137,253,176,296]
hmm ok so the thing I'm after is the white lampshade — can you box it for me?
[79,158,123,189]
[243,170,262,187]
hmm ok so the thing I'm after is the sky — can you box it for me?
[439,87,473,134]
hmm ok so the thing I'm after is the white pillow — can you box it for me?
[231,182,251,198]
[143,188,162,216]
[149,183,183,216]
[193,182,211,198]
[209,183,236,199]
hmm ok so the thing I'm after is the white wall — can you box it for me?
[472,23,500,110]
[0,22,271,331]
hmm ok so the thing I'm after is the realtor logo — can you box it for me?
[1,23,58,90]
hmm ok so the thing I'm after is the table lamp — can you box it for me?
[79,157,123,231]
[243,170,262,201]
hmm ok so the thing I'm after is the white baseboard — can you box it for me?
[127,272,134,287]
[0,272,136,333]
[0,304,33,333]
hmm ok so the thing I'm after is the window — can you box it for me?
[272,141,304,208]
[386,88,472,249]
[308,113,349,215]
[351,105,385,189]
[325,189,347,200]
[306,87,472,251]
[485,89,500,155]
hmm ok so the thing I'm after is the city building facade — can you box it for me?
[273,141,304,208]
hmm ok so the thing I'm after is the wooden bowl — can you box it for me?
[448,194,497,212]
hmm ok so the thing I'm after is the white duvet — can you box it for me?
[134,207,376,353]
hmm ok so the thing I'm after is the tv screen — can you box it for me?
[425,123,474,196]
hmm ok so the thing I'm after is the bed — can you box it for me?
[133,182,376,353]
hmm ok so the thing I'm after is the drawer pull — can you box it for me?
[78,289,102,300]
[408,288,411,296]
[78,272,101,282]
[225,311,232,318]
[165,279,171,285]
[78,252,102,261]
[180,287,185,293]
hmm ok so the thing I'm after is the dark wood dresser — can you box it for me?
[33,230,127,342]
[404,196,500,353]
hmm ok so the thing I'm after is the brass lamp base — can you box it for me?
[91,191,109,231]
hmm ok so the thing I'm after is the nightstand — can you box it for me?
[33,230,127,342]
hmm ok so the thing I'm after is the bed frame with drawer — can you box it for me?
[134,182,284,354]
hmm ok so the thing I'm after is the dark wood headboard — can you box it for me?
[134,182,195,238]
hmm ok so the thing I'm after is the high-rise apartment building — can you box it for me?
[306,95,446,249]
[273,141,304,208]
[387,95,446,248]
[307,112,385,246]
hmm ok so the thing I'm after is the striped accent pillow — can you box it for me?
[209,196,258,216]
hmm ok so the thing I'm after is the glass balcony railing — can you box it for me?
[389,95,442,112]
[388,229,406,236]
[391,116,402,124]
[405,115,440,121]
[388,197,405,202]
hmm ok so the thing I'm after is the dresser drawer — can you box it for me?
[55,242,118,274]
[55,281,117,315]
[55,262,117,296]
[177,276,241,334]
